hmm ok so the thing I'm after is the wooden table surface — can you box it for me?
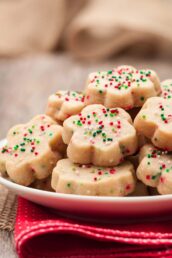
[0,53,172,257]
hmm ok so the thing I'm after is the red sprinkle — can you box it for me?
[125,184,131,190]
[110,169,116,174]
[40,126,45,131]
[160,177,165,183]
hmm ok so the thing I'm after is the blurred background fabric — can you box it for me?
[0,0,172,61]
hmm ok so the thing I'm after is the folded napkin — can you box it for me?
[15,197,172,258]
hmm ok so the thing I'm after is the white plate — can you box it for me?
[1,139,172,222]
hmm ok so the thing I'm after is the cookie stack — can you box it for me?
[1,65,172,196]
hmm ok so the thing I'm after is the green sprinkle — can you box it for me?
[152,175,157,180]
[140,96,144,101]
[28,129,33,134]
[14,145,19,150]
[93,132,97,137]
[20,148,26,152]
[1,148,7,153]
[147,154,151,158]
[77,120,82,126]
[142,115,146,119]
[99,90,103,94]
[151,172,161,180]
[49,133,53,137]
[67,183,71,188]
[107,70,112,74]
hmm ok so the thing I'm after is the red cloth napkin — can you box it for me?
[15,197,172,258]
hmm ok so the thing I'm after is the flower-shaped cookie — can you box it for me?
[46,90,85,122]
[160,79,172,99]
[51,159,136,196]
[137,144,172,195]
[63,104,138,166]
[0,115,66,186]
[134,97,172,151]
[84,65,161,110]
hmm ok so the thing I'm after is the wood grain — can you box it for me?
[0,53,172,257]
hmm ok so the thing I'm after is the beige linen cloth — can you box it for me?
[0,0,172,60]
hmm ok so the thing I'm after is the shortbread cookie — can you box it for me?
[51,159,136,196]
[134,97,172,151]
[84,65,161,110]
[137,144,172,195]
[160,80,172,99]
[0,115,66,186]
[130,181,148,196]
[63,104,138,166]
[46,91,85,122]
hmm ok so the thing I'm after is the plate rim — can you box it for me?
[1,172,172,204]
